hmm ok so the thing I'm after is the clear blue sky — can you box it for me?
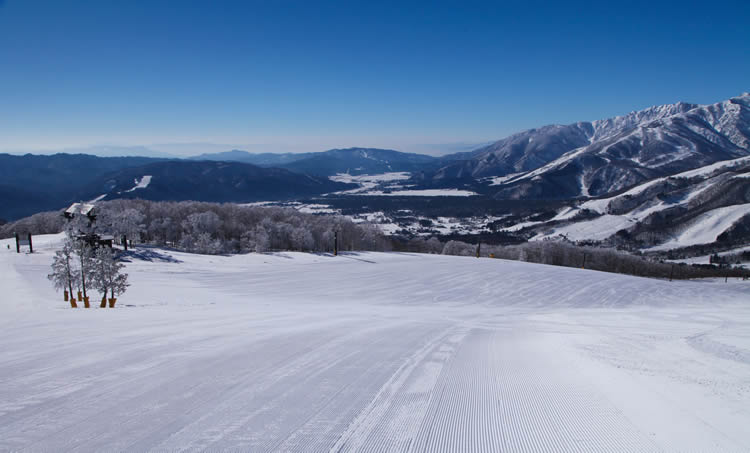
[1,0,748,155]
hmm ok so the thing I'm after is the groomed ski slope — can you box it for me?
[648,203,750,251]
[1,234,750,452]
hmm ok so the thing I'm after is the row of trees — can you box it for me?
[0,211,65,239]
[1,200,391,256]
[48,236,128,308]
[431,238,749,280]
[81,200,390,255]
[8,199,746,281]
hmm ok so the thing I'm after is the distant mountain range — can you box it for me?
[89,160,351,203]
[0,154,163,220]
[191,147,440,176]
[0,154,350,220]
[426,93,750,200]
[2,93,749,253]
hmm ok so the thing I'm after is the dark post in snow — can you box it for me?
[476,242,481,258]
[669,264,674,282]
[334,231,338,256]
[28,233,33,254]
[15,232,20,253]
[581,252,587,269]
[122,235,128,251]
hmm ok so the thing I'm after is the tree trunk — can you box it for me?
[66,255,74,303]
[81,267,87,299]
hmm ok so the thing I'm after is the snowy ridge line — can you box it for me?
[484,93,750,199]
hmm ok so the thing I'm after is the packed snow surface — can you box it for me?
[2,234,750,452]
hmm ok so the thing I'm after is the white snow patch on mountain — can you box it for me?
[124,175,152,192]
[488,172,524,186]
[88,194,107,203]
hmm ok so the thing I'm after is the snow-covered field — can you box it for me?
[2,234,750,452]
[329,172,477,197]
[329,172,412,194]
[360,188,478,197]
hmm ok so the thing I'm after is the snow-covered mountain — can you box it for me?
[503,155,750,252]
[431,93,750,200]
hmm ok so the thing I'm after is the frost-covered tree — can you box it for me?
[117,208,146,243]
[241,225,270,253]
[91,247,129,301]
[65,206,93,237]
[425,237,443,254]
[47,237,80,304]
[183,211,221,236]
[291,227,314,251]
[181,211,222,253]
[72,240,95,301]
[194,232,223,255]
[442,240,474,256]
[149,217,178,245]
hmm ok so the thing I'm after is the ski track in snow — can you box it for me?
[1,235,750,452]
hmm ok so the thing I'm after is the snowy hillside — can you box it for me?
[502,155,750,250]
[2,235,750,451]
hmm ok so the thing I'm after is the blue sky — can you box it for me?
[0,0,748,155]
